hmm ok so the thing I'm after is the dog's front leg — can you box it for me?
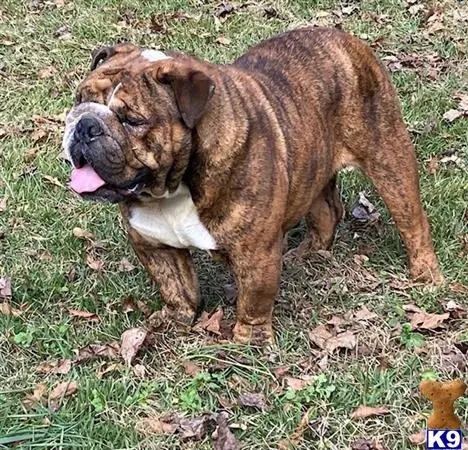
[127,231,200,326]
[229,236,283,345]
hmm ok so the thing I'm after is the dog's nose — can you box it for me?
[75,116,103,142]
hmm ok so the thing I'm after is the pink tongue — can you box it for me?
[70,165,106,193]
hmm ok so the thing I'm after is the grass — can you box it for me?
[0,0,467,448]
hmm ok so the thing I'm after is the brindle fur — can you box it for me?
[72,28,442,344]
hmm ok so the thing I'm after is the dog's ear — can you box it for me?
[156,64,215,129]
[90,46,116,71]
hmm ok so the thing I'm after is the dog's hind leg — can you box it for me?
[286,176,344,258]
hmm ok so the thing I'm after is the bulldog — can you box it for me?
[63,27,443,344]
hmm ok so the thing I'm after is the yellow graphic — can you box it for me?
[419,379,467,430]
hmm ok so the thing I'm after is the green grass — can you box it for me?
[1,0,467,448]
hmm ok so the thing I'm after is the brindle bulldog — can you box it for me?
[63,27,443,344]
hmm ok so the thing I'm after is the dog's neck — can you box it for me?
[185,65,255,216]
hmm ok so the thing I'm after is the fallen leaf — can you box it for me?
[133,363,147,378]
[440,154,466,170]
[351,192,380,224]
[193,309,223,335]
[308,324,333,348]
[284,375,315,391]
[327,316,344,328]
[238,392,267,410]
[403,303,423,314]
[23,384,46,408]
[273,366,290,380]
[351,439,387,450]
[278,407,312,449]
[178,414,216,441]
[214,411,240,450]
[118,257,135,272]
[216,36,231,46]
[443,299,466,319]
[0,277,12,298]
[55,25,71,40]
[0,198,6,212]
[408,4,425,15]
[96,362,124,378]
[67,308,99,321]
[120,327,147,366]
[48,381,78,411]
[122,297,136,313]
[0,302,22,316]
[455,93,468,113]
[31,128,48,142]
[409,431,425,445]
[86,254,105,271]
[426,157,439,174]
[325,330,357,353]
[72,227,94,240]
[342,4,358,15]
[136,416,178,435]
[450,282,468,294]
[182,360,203,377]
[443,109,463,122]
[215,3,236,18]
[410,311,450,330]
[354,306,378,321]
[75,341,121,362]
[36,359,72,375]
[38,66,57,78]
[351,405,389,419]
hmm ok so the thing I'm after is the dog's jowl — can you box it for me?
[63,28,443,344]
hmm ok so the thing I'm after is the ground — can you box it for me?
[0,0,467,449]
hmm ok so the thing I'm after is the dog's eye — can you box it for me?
[121,115,145,127]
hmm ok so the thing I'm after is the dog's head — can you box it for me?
[63,44,215,203]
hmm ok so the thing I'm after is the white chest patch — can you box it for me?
[128,184,216,250]
[141,49,171,62]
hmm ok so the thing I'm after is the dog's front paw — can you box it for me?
[148,305,196,331]
[233,322,274,345]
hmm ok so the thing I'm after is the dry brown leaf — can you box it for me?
[31,129,48,142]
[122,297,136,313]
[443,109,463,122]
[133,363,147,378]
[118,257,135,272]
[455,93,468,113]
[38,66,57,78]
[96,362,124,378]
[450,282,468,294]
[0,277,12,298]
[351,439,388,450]
[216,36,231,46]
[354,306,378,321]
[182,360,203,377]
[75,341,121,362]
[193,309,223,335]
[48,381,78,411]
[36,359,72,375]
[136,416,178,435]
[325,330,357,353]
[409,431,425,445]
[238,392,267,410]
[284,375,315,391]
[0,198,6,213]
[278,408,312,450]
[351,405,389,419]
[308,324,333,348]
[23,384,46,408]
[427,157,439,174]
[0,301,22,316]
[410,311,450,330]
[444,299,466,319]
[214,411,240,450]
[72,227,94,240]
[327,316,344,328]
[121,327,147,366]
[351,192,380,224]
[85,254,105,271]
[68,308,99,321]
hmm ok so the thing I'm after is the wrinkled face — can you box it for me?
[63,44,215,203]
